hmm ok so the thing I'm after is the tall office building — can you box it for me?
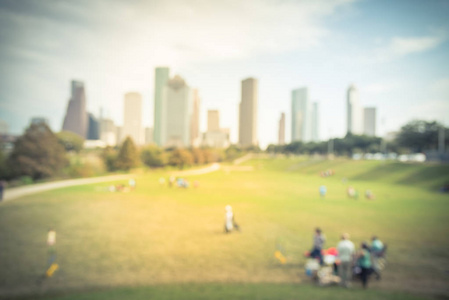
[153,67,170,146]
[191,89,201,147]
[62,80,88,138]
[123,92,143,145]
[364,107,376,136]
[238,78,258,147]
[87,113,100,140]
[291,87,312,142]
[161,75,193,147]
[203,110,230,148]
[208,110,220,132]
[278,112,285,145]
[347,85,363,135]
[145,127,154,145]
[311,102,319,142]
[99,118,117,146]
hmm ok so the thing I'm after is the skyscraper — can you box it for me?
[347,85,363,135]
[99,118,117,146]
[291,87,311,142]
[161,75,193,148]
[123,92,143,145]
[87,113,100,140]
[203,110,230,148]
[208,110,220,132]
[311,102,319,142]
[191,89,201,147]
[279,112,285,145]
[364,107,376,136]
[62,80,88,138]
[239,78,258,147]
[153,67,170,146]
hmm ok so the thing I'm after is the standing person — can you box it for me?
[129,178,136,190]
[357,242,372,289]
[310,228,326,265]
[337,233,355,288]
[0,180,5,202]
[319,185,327,198]
[47,228,57,266]
[224,205,240,233]
[371,236,384,279]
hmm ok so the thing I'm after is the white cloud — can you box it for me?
[390,36,443,56]
[374,34,446,63]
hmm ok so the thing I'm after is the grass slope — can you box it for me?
[0,158,448,299]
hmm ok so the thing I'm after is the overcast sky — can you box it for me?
[0,0,448,147]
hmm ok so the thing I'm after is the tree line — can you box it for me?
[0,119,447,183]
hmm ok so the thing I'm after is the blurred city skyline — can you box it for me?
[0,0,448,148]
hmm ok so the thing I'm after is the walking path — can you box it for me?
[1,163,224,203]
[2,174,134,203]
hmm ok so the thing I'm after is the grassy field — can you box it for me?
[0,157,448,299]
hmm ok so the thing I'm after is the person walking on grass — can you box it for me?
[337,233,355,288]
[357,242,372,289]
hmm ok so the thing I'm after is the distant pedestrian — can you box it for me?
[310,228,326,265]
[129,178,136,190]
[0,180,5,201]
[357,242,372,288]
[337,233,355,288]
[224,205,240,233]
[159,177,166,186]
[168,176,175,188]
[319,185,327,198]
[47,228,57,266]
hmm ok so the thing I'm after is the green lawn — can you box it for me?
[1,157,448,300]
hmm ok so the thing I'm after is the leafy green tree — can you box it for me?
[115,137,139,170]
[56,131,84,152]
[168,148,193,169]
[141,145,166,168]
[101,146,118,171]
[225,145,243,161]
[7,123,67,180]
[191,148,205,165]
[396,120,448,153]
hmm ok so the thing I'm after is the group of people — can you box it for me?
[160,176,199,189]
[108,178,136,193]
[309,228,385,289]
[318,186,375,200]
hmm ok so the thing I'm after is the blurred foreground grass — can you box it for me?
[1,157,448,299]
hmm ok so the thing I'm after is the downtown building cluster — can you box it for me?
[61,68,259,149]
[61,71,376,149]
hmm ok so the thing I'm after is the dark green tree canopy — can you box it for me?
[141,145,166,168]
[168,148,193,169]
[115,136,139,170]
[56,131,85,152]
[396,120,448,153]
[8,123,67,179]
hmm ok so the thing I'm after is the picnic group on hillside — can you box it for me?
[305,228,386,289]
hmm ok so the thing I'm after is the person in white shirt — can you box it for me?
[337,233,355,287]
[224,205,240,233]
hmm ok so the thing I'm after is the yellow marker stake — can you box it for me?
[274,250,287,264]
[46,263,59,277]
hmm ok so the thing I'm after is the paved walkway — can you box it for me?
[1,163,224,203]
[2,174,134,203]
